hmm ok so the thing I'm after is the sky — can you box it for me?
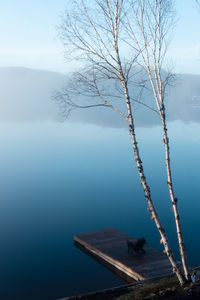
[0,0,199,74]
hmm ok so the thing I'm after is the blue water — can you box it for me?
[0,121,200,299]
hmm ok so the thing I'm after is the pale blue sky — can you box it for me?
[0,0,199,74]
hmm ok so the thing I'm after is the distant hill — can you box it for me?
[167,74,200,124]
[0,67,199,127]
[0,67,66,122]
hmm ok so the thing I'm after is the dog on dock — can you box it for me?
[127,238,146,254]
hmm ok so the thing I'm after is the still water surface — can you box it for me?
[0,121,200,299]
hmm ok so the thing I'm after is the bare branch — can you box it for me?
[130,96,159,115]
[93,81,128,120]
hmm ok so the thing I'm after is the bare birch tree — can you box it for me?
[126,0,190,281]
[56,0,187,285]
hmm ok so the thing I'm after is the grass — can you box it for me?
[115,276,181,300]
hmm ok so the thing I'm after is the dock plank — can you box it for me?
[74,228,173,282]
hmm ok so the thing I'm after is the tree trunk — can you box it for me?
[160,107,191,281]
[113,19,186,285]
[118,75,186,285]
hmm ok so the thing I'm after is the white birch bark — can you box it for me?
[111,5,185,284]
[127,0,190,282]
[160,107,190,281]
[119,71,185,286]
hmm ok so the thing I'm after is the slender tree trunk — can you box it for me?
[160,106,190,281]
[126,1,190,280]
[121,83,185,285]
[113,29,186,284]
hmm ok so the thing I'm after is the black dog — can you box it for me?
[127,238,146,254]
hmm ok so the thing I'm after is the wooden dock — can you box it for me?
[74,228,173,282]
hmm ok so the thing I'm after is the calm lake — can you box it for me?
[0,120,200,299]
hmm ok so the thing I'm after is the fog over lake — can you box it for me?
[0,67,200,127]
[0,67,200,299]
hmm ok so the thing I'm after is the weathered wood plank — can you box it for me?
[74,228,173,282]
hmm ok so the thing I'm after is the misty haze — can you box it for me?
[0,67,200,127]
